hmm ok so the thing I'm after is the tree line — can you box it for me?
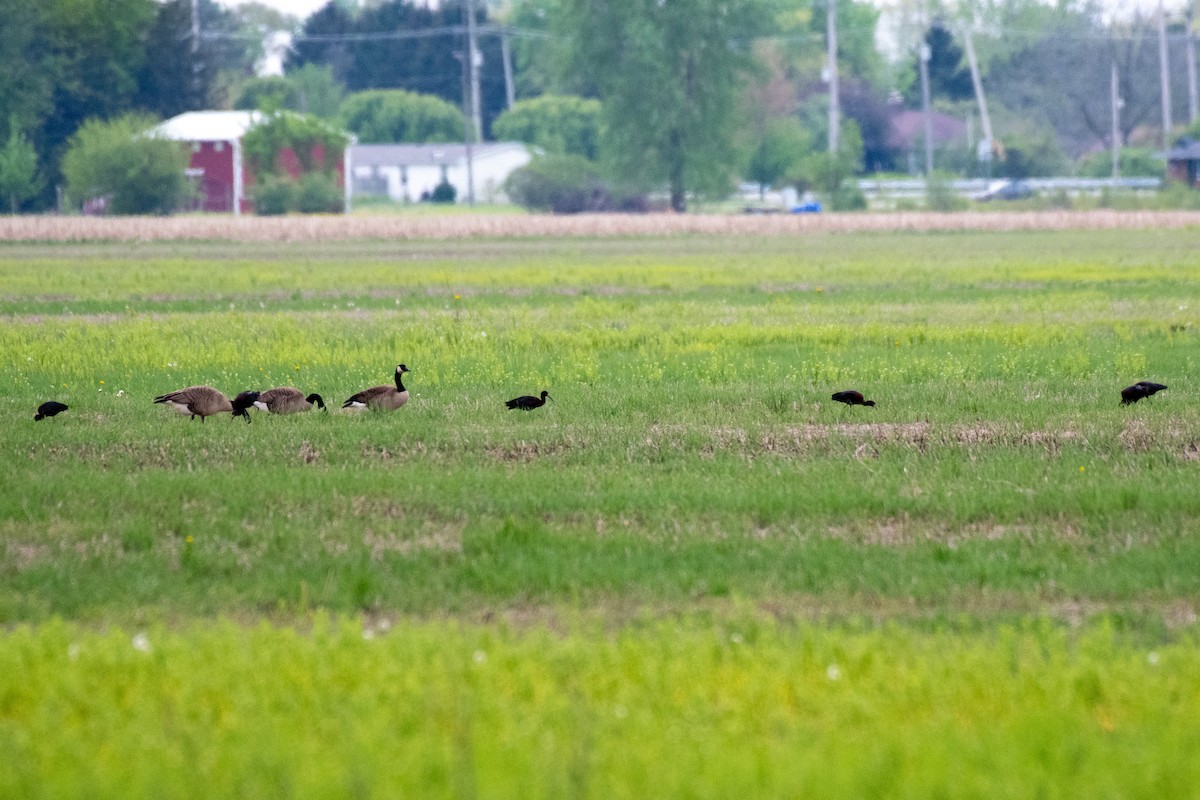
[1,0,1196,214]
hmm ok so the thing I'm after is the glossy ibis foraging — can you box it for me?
[254,388,327,414]
[1121,381,1168,405]
[343,364,410,412]
[831,390,875,407]
[154,386,259,423]
[34,401,68,421]
[506,390,552,411]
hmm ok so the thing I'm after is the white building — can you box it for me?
[348,142,533,205]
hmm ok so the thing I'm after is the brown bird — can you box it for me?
[253,388,327,415]
[342,364,410,412]
[1121,381,1168,405]
[34,401,68,421]
[831,390,875,407]
[154,386,260,423]
[505,390,552,411]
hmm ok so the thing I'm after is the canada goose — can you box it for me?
[34,401,68,421]
[831,390,875,407]
[342,364,410,412]
[1121,381,1168,405]
[505,390,552,411]
[154,386,260,423]
[254,388,327,414]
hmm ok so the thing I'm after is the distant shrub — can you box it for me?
[925,172,968,212]
[430,180,457,204]
[294,172,343,213]
[252,175,296,216]
[505,155,646,214]
[1076,147,1163,179]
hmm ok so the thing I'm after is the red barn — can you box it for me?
[157,111,261,214]
[156,110,349,215]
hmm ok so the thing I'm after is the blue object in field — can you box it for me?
[791,201,822,213]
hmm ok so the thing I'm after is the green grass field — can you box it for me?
[3,227,1199,796]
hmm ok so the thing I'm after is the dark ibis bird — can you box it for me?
[1120,381,1168,405]
[34,401,68,421]
[254,388,327,414]
[506,390,552,411]
[343,364,410,412]
[831,390,875,407]
[154,386,260,423]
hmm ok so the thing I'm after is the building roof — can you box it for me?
[886,108,968,150]
[350,142,531,167]
[155,111,262,143]
[1164,139,1200,160]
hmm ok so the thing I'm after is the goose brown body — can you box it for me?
[154,386,259,422]
[343,364,410,412]
[254,388,326,414]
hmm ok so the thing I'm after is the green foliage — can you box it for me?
[338,89,464,144]
[251,174,295,216]
[241,111,349,177]
[3,619,1199,797]
[996,131,1070,178]
[234,76,300,112]
[60,114,192,215]
[0,131,42,213]
[744,117,811,195]
[429,179,457,204]
[1076,147,1164,179]
[491,95,603,160]
[924,171,969,211]
[287,64,345,119]
[505,154,643,213]
[560,0,773,211]
[295,172,344,213]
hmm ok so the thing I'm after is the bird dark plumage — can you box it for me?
[34,401,68,421]
[254,388,327,415]
[506,390,552,411]
[831,390,875,407]
[231,391,261,423]
[1121,381,1168,405]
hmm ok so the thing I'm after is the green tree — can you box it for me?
[560,0,772,211]
[0,132,43,213]
[492,95,603,160]
[289,65,345,119]
[241,111,350,177]
[744,117,811,198]
[338,90,464,144]
[60,114,192,215]
[235,76,302,112]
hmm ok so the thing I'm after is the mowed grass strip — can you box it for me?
[2,617,1198,800]
[1,229,1199,623]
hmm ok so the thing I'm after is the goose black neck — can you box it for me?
[395,372,406,392]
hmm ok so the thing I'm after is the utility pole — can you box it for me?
[1159,0,1173,150]
[191,0,201,108]
[501,30,516,111]
[456,9,475,205]
[1111,60,1122,180]
[826,0,839,154]
[467,0,483,146]
[1187,1,1198,123]
[919,37,933,175]
[962,25,993,177]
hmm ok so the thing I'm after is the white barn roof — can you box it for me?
[155,111,262,143]
[350,142,531,167]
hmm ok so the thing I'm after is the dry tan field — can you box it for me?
[2,209,1199,242]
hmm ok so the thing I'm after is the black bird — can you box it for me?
[831,390,875,407]
[506,390,552,411]
[231,391,261,423]
[1121,381,1168,405]
[34,401,68,421]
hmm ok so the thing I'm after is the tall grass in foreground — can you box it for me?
[2,617,1197,799]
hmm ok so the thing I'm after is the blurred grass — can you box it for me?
[2,617,1199,799]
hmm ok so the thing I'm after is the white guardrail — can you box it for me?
[854,177,1162,199]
